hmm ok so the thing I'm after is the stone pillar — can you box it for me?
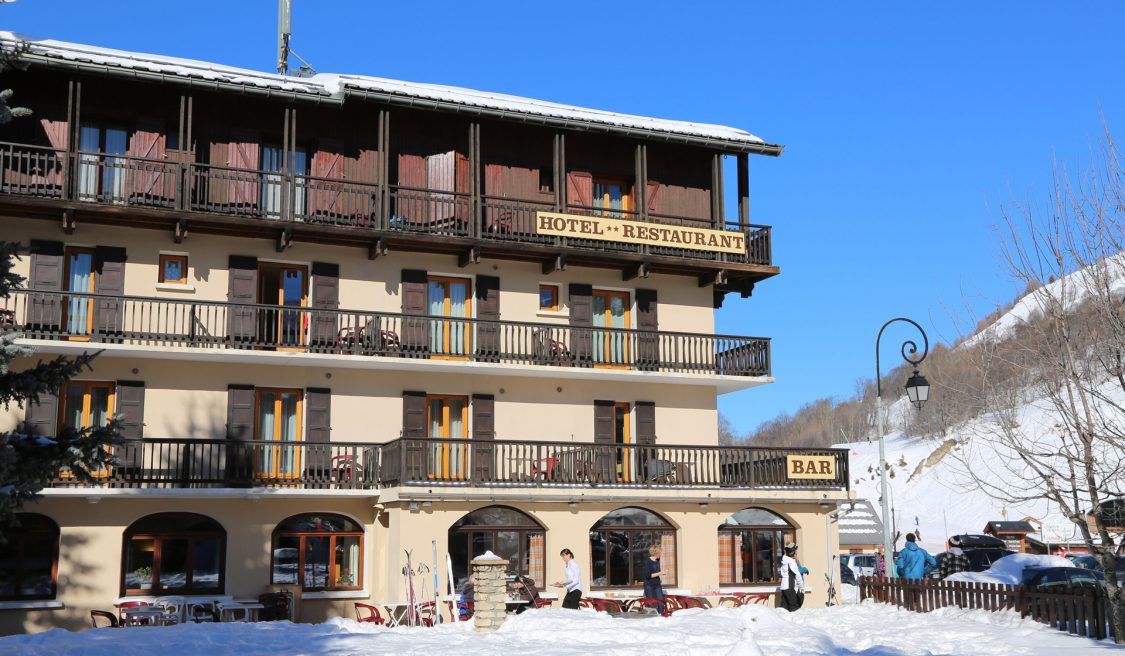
[471,554,509,633]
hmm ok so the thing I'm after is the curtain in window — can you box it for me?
[77,126,100,200]
[280,392,299,475]
[257,393,277,475]
[261,146,284,219]
[528,533,545,586]
[448,397,465,478]
[718,532,732,585]
[428,281,444,353]
[660,531,676,586]
[103,128,127,202]
[448,281,467,355]
[66,251,92,334]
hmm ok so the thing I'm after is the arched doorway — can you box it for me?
[448,506,544,588]
[589,507,675,589]
[718,507,795,585]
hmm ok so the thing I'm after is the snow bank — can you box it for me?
[2,604,1107,656]
[946,553,1074,585]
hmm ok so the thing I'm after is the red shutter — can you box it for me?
[396,153,426,223]
[227,130,260,207]
[455,152,470,222]
[38,117,68,189]
[566,171,593,213]
[311,139,344,216]
[427,151,456,222]
[128,119,167,198]
[646,181,661,216]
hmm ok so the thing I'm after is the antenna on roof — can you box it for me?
[277,0,316,77]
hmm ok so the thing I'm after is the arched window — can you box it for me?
[449,506,544,589]
[272,514,363,591]
[590,507,675,589]
[123,513,225,595]
[718,508,795,585]
[0,514,60,601]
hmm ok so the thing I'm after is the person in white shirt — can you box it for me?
[553,548,582,609]
[778,542,805,611]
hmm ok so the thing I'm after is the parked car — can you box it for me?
[942,534,1014,573]
[1065,554,1125,578]
[839,561,857,586]
[1022,566,1105,590]
[841,553,878,578]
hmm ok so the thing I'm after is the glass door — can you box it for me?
[255,388,303,479]
[262,145,307,220]
[613,402,632,482]
[59,381,115,477]
[593,178,631,217]
[428,276,471,358]
[63,247,95,338]
[593,290,630,367]
[258,264,307,349]
[77,125,127,202]
[427,395,468,479]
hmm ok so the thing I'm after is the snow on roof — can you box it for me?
[838,500,885,545]
[1,32,775,151]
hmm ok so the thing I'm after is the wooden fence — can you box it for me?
[859,576,1117,641]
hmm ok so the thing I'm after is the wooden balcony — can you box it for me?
[0,141,774,278]
[47,437,848,492]
[4,289,771,377]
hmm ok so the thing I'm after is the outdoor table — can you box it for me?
[121,605,165,626]
[217,601,264,622]
[377,602,414,627]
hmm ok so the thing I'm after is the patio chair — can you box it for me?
[579,598,624,614]
[414,600,438,627]
[717,596,743,608]
[90,610,119,628]
[733,592,771,605]
[668,595,710,610]
[623,597,670,617]
[186,601,219,623]
[354,602,385,624]
[155,597,185,625]
[116,600,151,625]
[446,599,474,620]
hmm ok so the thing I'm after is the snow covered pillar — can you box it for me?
[471,553,508,633]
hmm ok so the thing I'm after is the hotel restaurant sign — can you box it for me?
[535,211,745,254]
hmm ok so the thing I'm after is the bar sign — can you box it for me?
[786,455,836,480]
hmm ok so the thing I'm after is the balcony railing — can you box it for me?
[3,289,771,377]
[49,437,848,491]
[0,141,772,267]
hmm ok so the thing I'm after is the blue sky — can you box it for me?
[6,1,1124,434]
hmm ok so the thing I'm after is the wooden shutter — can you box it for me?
[227,130,260,207]
[566,171,593,212]
[23,390,58,438]
[127,118,167,198]
[568,283,593,365]
[593,399,616,483]
[400,269,430,355]
[311,139,344,216]
[427,151,456,222]
[38,117,68,189]
[455,152,470,222]
[115,380,145,467]
[636,289,659,371]
[306,388,331,471]
[475,275,500,361]
[484,163,506,231]
[471,394,495,482]
[94,246,126,337]
[635,402,656,445]
[646,181,661,215]
[402,390,427,481]
[396,153,426,223]
[227,256,258,342]
[309,262,339,348]
[225,384,255,485]
[28,240,63,328]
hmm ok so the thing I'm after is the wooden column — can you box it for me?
[737,152,749,226]
[378,109,391,230]
[710,152,724,228]
[469,122,481,239]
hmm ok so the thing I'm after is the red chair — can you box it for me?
[624,596,672,617]
[446,600,474,620]
[354,602,385,624]
[734,592,771,605]
[579,598,624,613]
[116,600,152,625]
[668,595,710,610]
[414,601,437,627]
[90,610,119,628]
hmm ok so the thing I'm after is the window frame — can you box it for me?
[589,507,675,590]
[427,275,473,359]
[426,394,470,480]
[158,253,188,285]
[62,246,96,339]
[253,387,304,480]
[270,513,364,592]
[592,177,633,216]
[448,506,545,589]
[121,513,226,597]
[57,380,115,478]
[538,284,559,313]
[717,508,795,587]
[0,514,60,602]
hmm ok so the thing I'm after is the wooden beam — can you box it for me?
[713,290,726,309]
[276,228,292,252]
[739,281,755,298]
[698,269,728,288]
[623,262,650,281]
[458,245,480,268]
[542,253,567,275]
[173,217,188,243]
[61,208,76,234]
[367,237,387,260]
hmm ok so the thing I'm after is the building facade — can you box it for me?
[0,34,850,634]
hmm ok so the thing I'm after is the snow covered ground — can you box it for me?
[1,605,1115,656]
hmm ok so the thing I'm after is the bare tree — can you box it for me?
[953,129,1125,641]
[718,413,739,445]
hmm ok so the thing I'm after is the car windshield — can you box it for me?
[1069,570,1102,586]
[854,556,876,568]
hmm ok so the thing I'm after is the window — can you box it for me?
[255,388,303,479]
[77,124,128,202]
[427,394,468,479]
[592,290,630,366]
[63,246,95,337]
[613,402,631,481]
[0,514,60,601]
[258,263,307,348]
[59,380,115,477]
[159,254,188,285]
[449,506,545,590]
[272,514,363,591]
[718,508,795,586]
[593,178,631,217]
[538,284,559,312]
[122,513,225,595]
[428,276,471,357]
[262,144,307,219]
[590,507,675,589]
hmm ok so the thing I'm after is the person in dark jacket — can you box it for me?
[643,546,667,614]
[896,533,937,579]
[935,536,972,579]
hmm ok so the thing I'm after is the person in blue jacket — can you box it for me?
[895,533,936,579]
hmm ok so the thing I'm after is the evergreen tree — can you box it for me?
[0,242,119,533]
[0,39,31,125]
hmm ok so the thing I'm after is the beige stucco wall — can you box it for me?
[5,216,715,334]
[0,495,838,636]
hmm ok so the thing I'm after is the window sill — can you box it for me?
[0,600,64,610]
[536,311,568,319]
[302,590,369,600]
[155,283,196,293]
[719,585,779,592]
[588,588,689,598]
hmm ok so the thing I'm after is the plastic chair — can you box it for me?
[414,600,437,627]
[90,610,119,628]
[354,602,385,624]
[623,596,670,616]
[579,598,624,614]
[116,600,152,625]
[446,600,474,620]
[186,601,218,623]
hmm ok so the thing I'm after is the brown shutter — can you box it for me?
[455,152,471,222]
[635,402,656,446]
[566,171,593,212]
[311,139,344,217]
[396,154,426,222]
[646,181,661,215]
[127,118,167,198]
[402,390,427,481]
[305,388,331,471]
[225,384,255,485]
[426,151,456,222]
[309,262,339,349]
[23,390,58,438]
[115,380,145,467]
[227,130,260,207]
[475,275,500,362]
[227,256,258,342]
[568,283,593,365]
[28,240,64,329]
[636,289,659,371]
[94,246,126,337]
[400,269,430,355]
[592,399,616,482]
[471,394,495,482]
[37,117,67,189]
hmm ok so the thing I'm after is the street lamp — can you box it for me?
[875,317,929,579]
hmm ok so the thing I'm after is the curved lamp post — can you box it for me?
[875,318,930,578]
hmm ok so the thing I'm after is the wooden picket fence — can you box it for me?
[859,576,1116,641]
